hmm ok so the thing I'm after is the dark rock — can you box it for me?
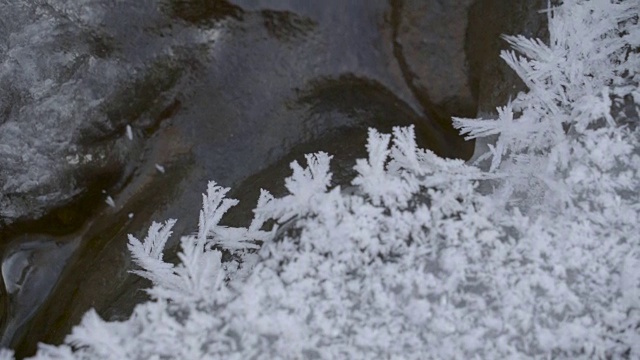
[0,1,208,231]
[166,0,244,24]
[392,0,477,118]
[466,0,550,116]
[0,235,78,348]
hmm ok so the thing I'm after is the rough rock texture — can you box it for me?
[0,1,201,231]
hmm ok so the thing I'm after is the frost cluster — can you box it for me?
[6,0,640,359]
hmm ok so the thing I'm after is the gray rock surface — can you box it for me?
[0,1,204,229]
[393,0,477,118]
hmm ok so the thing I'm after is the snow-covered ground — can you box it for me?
[3,0,639,358]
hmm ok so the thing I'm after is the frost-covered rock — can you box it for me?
[7,0,640,359]
[4,1,484,352]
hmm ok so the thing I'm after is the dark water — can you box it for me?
[0,0,523,357]
[0,235,78,347]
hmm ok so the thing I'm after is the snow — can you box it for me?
[6,0,640,359]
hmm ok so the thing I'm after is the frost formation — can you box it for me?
[7,0,640,359]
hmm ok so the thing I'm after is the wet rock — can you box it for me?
[0,235,78,348]
[466,0,550,116]
[0,1,219,230]
[392,0,477,118]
